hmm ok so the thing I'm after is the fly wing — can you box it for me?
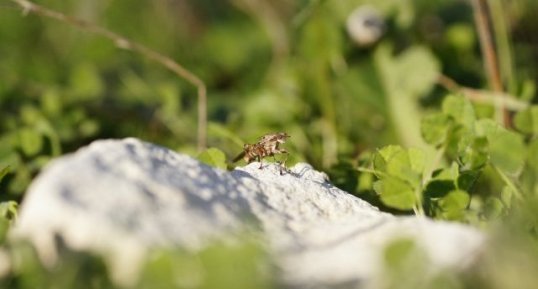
[232,150,246,163]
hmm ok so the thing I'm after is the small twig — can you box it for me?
[11,0,207,150]
[437,74,528,111]
[470,0,509,126]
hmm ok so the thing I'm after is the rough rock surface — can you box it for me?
[13,138,485,288]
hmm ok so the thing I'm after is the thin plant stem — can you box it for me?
[357,166,380,176]
[489,0,516,94]
[10,0,207,150]
[470,0,509,126]
[413,188,425,217]
[437,74,528,111]
[493,166,523,201]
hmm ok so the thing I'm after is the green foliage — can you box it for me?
[0,235,274,289]
[139,239,274,289]
[372,146,424,211]
[356,95,532,223]
[514,105,538,135]
[3,243,113,289]
[197,148,227,170]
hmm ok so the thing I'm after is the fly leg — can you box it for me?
[258,155,263,169]
[278,150,289,175]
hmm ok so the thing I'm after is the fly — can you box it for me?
[233,132,290,175]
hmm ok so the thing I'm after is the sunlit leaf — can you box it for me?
[373,145,424,190]
[198,148,227,170]
[373,145,404,172]
[421,113,450,146]
[432,162,459,181]
[458,135,488,170]
[442,95,475,128]
[483,197,504,219]
[439,190,470,212]
[477,119,525,175]
[374,177,416,210]
[514,105,538,135]
[457,170,481,191]
[386,149,423,188]
[408,148,425,174]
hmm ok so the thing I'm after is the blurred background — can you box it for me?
[2,0,538,288]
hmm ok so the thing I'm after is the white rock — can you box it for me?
[12,138,485,288]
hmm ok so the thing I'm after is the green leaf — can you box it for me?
[477,119,525,175]
[424,180,455,200]
[432,162,459,181]
[483,197,504,219]
[457,170,481,191]
[408,148,425,174]
[439,190,470,212]
[375,177,417,210]
[421,113,450,146]
[373,145,405,173]
[392,47,440,99]
[18,128,43,156]
[387,150,423,188]
[514,105,538,135]
[198,148,227,170]
[425,163,459,199]
[458,135,488,170]
[373,146,424,189]
[444,124,468,158]
[437,189,470,220]
[442,95,476,128]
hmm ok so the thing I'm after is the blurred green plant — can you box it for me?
[0,234,274,289]
[198,147,228,170]
[139,238,274,289]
